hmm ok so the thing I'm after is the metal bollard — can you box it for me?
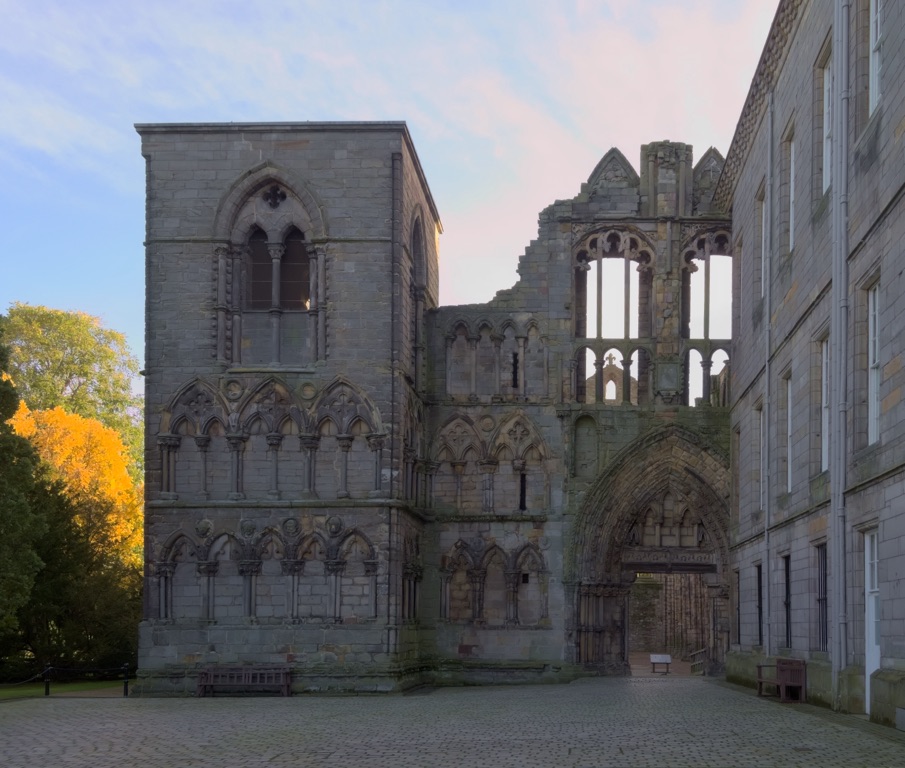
[122,663,129,697]
[43,666,51,697]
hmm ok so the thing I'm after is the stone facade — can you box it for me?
[722,0,905,726]
[137,1,905,724]
[137,123,733,693]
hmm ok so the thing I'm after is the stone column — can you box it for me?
[336,434,353,498]
[701,358,713,405]
[156,562,175,620]
[266,433,283,499]
[621,355,633,404]
[194,435,210,499]
[414,460,427,507]
[325,560,345,622]
[281,559,305,622]
[402,447,415,500]
[197,561,219,621]
[239,560,261,618]
[424,461,440,509]
[451,461,466,510]
[470,569,485,622]
[367,434,386,498]
[594,357,604,402]
[365,559,379,619]
[226,434,247,500]
[268,243,284,364]
[505,571,521,626]
[299,434,319,499]
[440,572,451,620]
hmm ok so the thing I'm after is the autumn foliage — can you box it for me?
[11,404,143,565]
[0,310,143,674]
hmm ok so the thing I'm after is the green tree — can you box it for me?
[11,490,141,669]
[0,303,142,477]
[0,333,46,639]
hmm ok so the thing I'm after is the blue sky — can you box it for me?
[0,0,776,374]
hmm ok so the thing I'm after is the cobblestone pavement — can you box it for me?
[3,677,905,767]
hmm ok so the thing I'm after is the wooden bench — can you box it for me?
[197,665,292,697]
[756,658,806,702]
[650,653,672,674]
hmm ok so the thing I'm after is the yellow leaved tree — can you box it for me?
[11,404,142,567]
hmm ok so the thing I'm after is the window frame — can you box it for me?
[868,283,880,444]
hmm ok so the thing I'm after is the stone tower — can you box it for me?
[137,123,441,692]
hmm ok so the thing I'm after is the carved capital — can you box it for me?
[155,562,176,578]
[196,561,219,577]
[194,434,211,450]
[325,559,346,575]
[366,433,386,452]
[267,243,285,261]
[226,434,247,451]
[478,460,499,475]
[337,434,354,452]
[266,432,284,449]
[299,434,320,451]
[157,434,181,450]
[281,559,305,576]
[239,560,261,577]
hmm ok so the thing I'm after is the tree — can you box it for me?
[3,405,143,669]
[1,303,142,476]
[0,338,46,638]
[11,405,142,565]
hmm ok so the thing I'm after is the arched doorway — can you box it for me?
[567,425,731,673]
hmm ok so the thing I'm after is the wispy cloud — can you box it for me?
[0,0,775,319]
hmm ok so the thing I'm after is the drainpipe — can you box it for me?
[830,0,851,708]
[763,91,775,660]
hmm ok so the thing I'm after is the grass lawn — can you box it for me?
[0,680,126,701]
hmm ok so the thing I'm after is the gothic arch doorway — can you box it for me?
[567,425,731,673]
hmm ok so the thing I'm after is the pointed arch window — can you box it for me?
[246,226,309,311]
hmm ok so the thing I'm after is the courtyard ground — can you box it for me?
[1,676,903,767]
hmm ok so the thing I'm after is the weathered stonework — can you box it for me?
[137,122,733,693]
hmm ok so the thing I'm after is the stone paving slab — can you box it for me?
[2,677,904,767]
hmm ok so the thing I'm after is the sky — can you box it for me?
[0,0,777,375]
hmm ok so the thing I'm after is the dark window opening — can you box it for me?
[248,228,271,309]
[518,472,527,511]
[521,573,530,585]
[281,228,309,310]
[816,544,828,651]
[512,352,519,389]
[783,555,792,648]
[755,563,763,646]
[734,570,741,644]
